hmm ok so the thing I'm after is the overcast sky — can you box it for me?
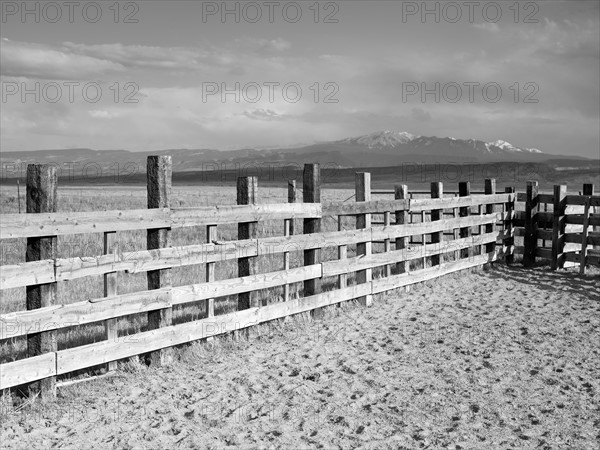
[1,1,599,157]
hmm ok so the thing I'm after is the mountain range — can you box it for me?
[1,131,594,182]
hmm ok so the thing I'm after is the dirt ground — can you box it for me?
[1,264,599,450]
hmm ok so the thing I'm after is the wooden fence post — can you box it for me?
[238,176,258,309]
[356,172,373,306]
[104,231,118,372]
[26,164,57,398]
[583,184,597,251]
[383,209,392,278]
[284,180,296,302]
[459,181,471,260]
[303,164,322,317]
[452,194,460,261]
[338,213,348,291]
[551,185,567,270]
[206,223,216,339]
[484,179,496,264]
[288,180,296,236]
[394,185,409,274]
[579,196,592,274]
[523,180,539,268]
[504,187,515,265]
[146,155,173,366]
[430,182,443,267]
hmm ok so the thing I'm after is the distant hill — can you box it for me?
[1,131,596,184]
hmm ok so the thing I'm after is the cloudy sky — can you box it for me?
[1,1,599,158]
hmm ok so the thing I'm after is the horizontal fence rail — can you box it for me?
[1,158,597,396]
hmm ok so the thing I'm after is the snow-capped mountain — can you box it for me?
[334,131,544,157]
[340,131,416,149]
[485,140,543,154]
[1,131,559,180]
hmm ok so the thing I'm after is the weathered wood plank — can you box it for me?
[535,247,553,259]
[564,232,600,246]
[55,283,372,375]
[409,193,512,212]
[0,289,171,340]
[0,204,322,240]
[0,353,56,390]
[172,265,322,305]
[564,214,600,226]
[1,208,170,239]
[2,213,502,291]
[565,194,600,207]
[372,251,500,294]
[323,232,499,277]
[1,241,257,290]
[324,199,408,216]
[1,260,55,290]
[171,203,322,227]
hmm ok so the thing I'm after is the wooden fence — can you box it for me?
[0,157,597,397]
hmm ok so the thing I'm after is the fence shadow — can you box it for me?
[487,264,600,302]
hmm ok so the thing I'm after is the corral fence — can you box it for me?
[0,157,598,398]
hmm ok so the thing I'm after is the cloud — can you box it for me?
[88,110,119,119]
[473,23,500,33]
[0,38,124,80]
[234,37,292,52]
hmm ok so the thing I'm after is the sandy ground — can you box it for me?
[1,264,599,450]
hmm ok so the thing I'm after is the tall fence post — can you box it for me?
[459,181,471,261]
[523,180,539,268]
[383,209,392,278]
[238,176,258,310]
[146,155,173,366]
[104,231,118,372]
[394,185,409,276]
[551,185,567,270]
[430,182,443,267]
[356,172,373,306]
[452,194,460,261]
[504,187,515,265]
[283,180,296,302]
[583,184,597,251]
[579,195,592,275]
[354,172,373,306]
[303,164,322,317]
[25,164,57,398]
[484,179,496,266]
